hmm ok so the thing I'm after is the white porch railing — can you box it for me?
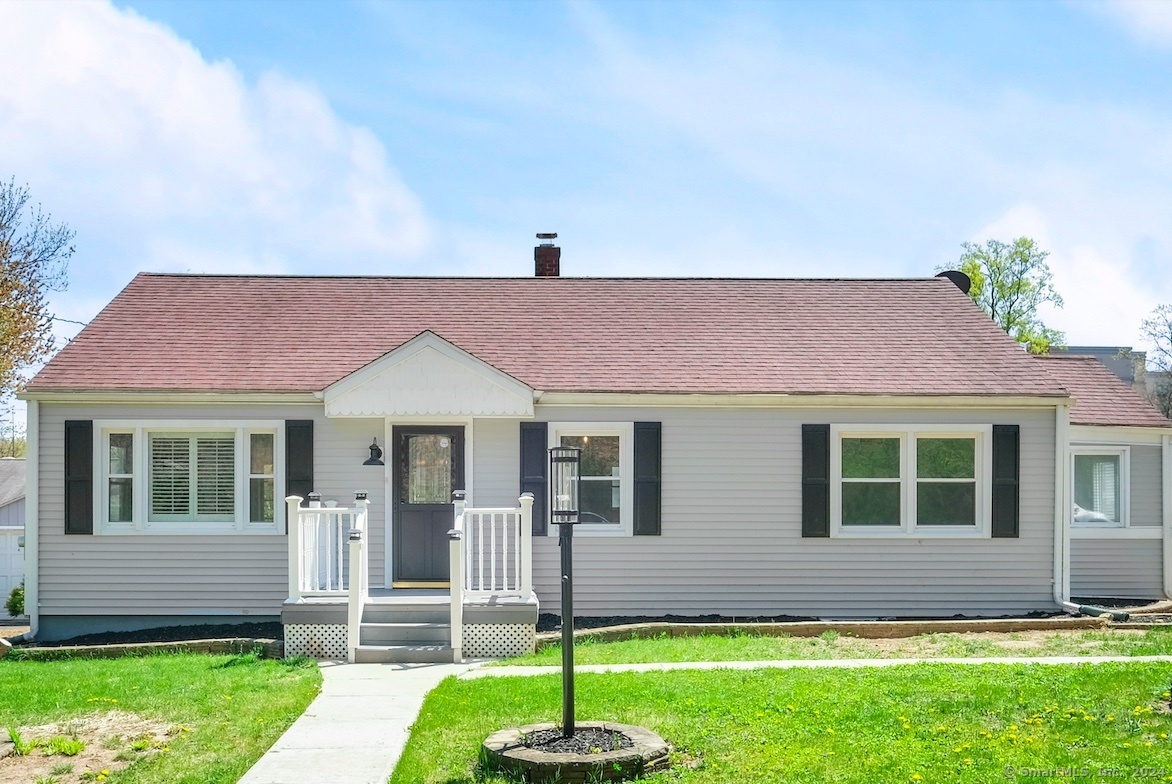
[286,494,370,600]
[449,492,533,662]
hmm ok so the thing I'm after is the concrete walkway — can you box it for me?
[463,654,1172,679]
[237,661,472,784]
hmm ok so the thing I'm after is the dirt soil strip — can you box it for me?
[11,637,284,661]
[534,616,1111,649]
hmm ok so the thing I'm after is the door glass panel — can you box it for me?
[401,434,453,504]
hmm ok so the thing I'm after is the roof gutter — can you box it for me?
[535,392,1070,409]
[18,390,322,405]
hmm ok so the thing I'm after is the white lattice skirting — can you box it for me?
[463,623,535,658]
[285,623,347,660]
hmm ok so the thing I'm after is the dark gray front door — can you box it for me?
[392,426,464,586]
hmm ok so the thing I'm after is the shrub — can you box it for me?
[5,581,23,617]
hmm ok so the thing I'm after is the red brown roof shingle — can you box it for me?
[1034,354,1170,428]
[29,274,1070,397]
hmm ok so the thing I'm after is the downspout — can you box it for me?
[1053,402,1070,608]
[1163,434,1172,599]
[20,400,39,641]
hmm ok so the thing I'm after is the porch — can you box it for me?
[280,493,539,662]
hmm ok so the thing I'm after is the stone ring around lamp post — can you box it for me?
[483,721,670,784]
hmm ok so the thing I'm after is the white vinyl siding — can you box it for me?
[473,406,1057,618]
[1070,539,1163,600]
[36,404,386,617]
[1131,445,1163,527]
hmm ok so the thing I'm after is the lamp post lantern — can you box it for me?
[550,445,581,736]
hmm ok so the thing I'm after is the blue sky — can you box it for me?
[3,0,1172,361]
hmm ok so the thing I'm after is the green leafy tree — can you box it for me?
[947,237,1065,354]
[0,178,73,399]
[1140,304,1172,419]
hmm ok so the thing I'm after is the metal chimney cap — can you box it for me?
[536,232,558,246]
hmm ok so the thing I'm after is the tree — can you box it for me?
[947,237,1065,354]
[1140,304,1172,418]
[0,178,73,398]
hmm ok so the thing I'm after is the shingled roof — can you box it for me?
[29,274,1069,398]
[1035,354,1171,428]
[0,459,25,508]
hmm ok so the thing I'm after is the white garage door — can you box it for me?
[0,529,23,598]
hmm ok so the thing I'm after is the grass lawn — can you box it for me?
[0,651,320,784]
[392,663,1172,783]
[498,628,1172,666]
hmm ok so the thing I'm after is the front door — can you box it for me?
[392,425,464,587]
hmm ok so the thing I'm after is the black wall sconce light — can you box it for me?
[363,438,384,466]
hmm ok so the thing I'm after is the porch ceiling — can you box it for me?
[323,330,535,418]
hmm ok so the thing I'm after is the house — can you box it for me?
[1034,355,1171,600]
[0,458,26,601]
[17,238,1172,661]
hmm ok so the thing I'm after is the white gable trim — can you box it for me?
[323,331,535,418]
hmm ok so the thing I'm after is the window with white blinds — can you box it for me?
[149,433,236,522]
[95,421,284,534]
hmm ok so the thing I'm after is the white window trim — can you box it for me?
[547,422,634,538]
[830,424,993,538]
[93,420,286,535]
[1070,446,1130,530]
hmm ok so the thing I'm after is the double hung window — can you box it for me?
[831,425,991,536]
[1071,448,1128,528]
[547,422,634,536]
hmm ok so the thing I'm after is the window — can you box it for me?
[95,421,284,534]
[547,423,633,536]
[1072,448,1128,528]
[831,425,991,536]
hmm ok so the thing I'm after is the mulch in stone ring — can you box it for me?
[484,721,670,783]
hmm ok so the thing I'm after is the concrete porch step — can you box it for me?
[353,644,454,664]
[359,621,451,645]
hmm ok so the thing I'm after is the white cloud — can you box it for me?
[1090,0,1172,47]
[0,0,430,295]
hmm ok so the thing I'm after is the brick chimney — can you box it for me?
[535,233,560,277]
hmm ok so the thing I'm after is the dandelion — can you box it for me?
[911,775,922,782]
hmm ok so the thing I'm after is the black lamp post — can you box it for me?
[550,445,581,737]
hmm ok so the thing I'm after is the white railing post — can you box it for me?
[519,493,534,599]
[449,490,466,663]
[347,492,370,663]
[286,496,304,601]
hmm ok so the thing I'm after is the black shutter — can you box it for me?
[285,420,314,511]
[633,422,662,536]
[991,424,1020,538]
[64,420,94,535]
[802,424,830,537]
[520,422,547,536]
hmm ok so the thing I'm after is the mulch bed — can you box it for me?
[536,611,1069,633]
[522,727,634,755]
[29,621,283,648]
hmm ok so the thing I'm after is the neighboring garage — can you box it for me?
[0,458,25,600]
